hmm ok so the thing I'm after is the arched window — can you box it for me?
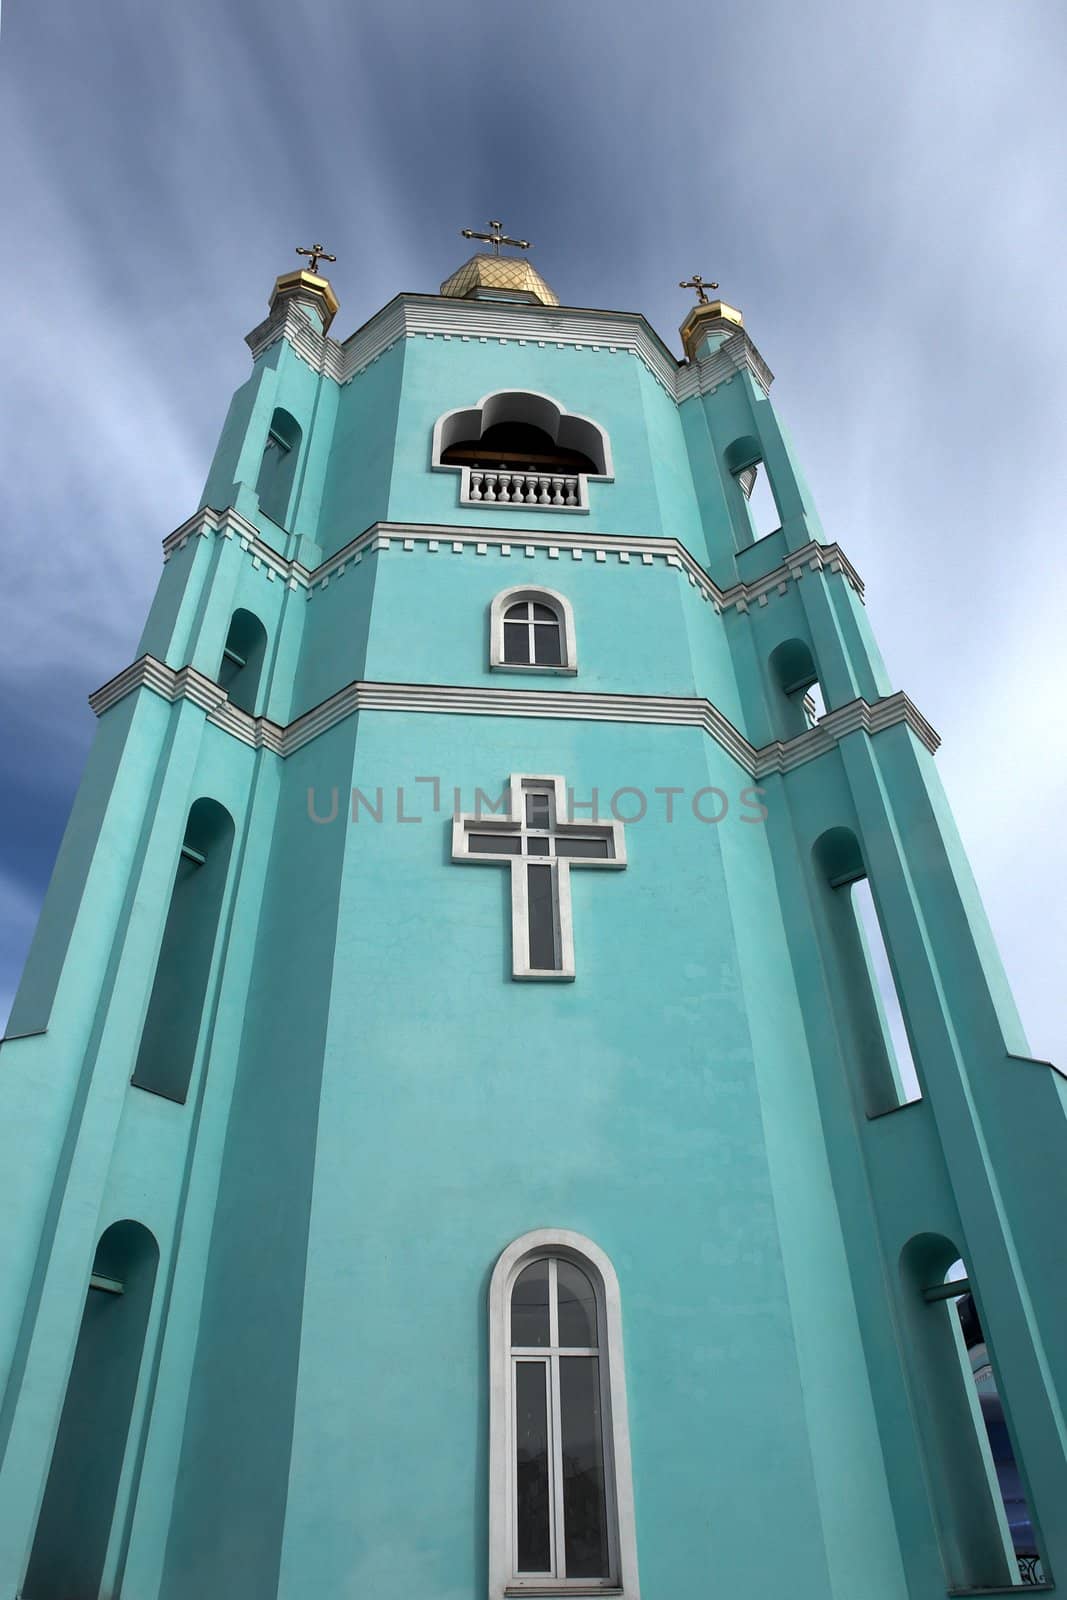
[25,1221,159,1600]
[256,407,302,527]
[813,826,921,1113]
[489,586,577,675]
[433,391,612,512]
[900,1235,1043,1589]
[489,1230,639,1599]
[218,608,268,715]
[132,798,235,1104]
[769,637,827,738]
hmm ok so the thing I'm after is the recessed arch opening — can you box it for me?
[899,1234,1043,1589]
[725,432,781,542]
[813,825,921,1111]
[24,1220,160,1600]
[769,637,826,737]
[219,608,268,716]
[433,392,611,512]
[256,407,302,527]
[132,798,235,1104]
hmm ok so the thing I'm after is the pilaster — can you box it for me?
[835,725,1067,1580]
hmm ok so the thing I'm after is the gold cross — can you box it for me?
[296,242,337,275]
[680,273,719,305]
[461,219,531,258]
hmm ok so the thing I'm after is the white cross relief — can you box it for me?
[452,774,627,980]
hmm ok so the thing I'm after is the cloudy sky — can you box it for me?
[1,0,1064,1059]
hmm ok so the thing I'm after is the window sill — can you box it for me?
[866,1096,925,1121]
[946,1587,1053,1595]
[489,662,578,677]
[504,1588,623,1597]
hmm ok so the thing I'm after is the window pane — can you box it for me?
[512,1261,551,1347]
[504,623,531,664]
[504,602,531,620]
[527,837,550,856]
[527,864,557,970]
[534,625,563,666]
[468,833,521,855]
[515,1362,552,1573]
[557,1261,598,1348]
[555,836,610,859]
[559,1357,609,1579]
[531,603,557,621]
[526,794,551,829]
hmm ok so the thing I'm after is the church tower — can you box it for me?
[1,230,1065,1600]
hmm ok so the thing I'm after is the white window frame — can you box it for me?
[431,389,614,515]
[489,1230,640,1600]
[452,774,627,981]
[490,587,578,676]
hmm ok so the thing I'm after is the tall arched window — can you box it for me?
[489,1231,639,1598]
[489,586,577,675]
[256,407,302,527]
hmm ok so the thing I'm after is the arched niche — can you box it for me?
[724,434,762,477]
[769,636,824,738]
[812,824,865,890]
[219,607,268,715]
[24,1221,160,1600]
[256,407,302,527]
[132,798,236,1104]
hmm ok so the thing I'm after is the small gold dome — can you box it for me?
[269,269,340,333]
[679,299,744,360]
[439,252,559,307]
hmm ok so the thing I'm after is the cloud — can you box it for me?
[1,0,1063,1056]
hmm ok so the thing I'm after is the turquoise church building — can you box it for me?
[1,234,1065,1600]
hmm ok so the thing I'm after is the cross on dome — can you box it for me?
[295,242,337,275]
[679,272,719,305]
[461,219,531,257]
[452,774,626,979]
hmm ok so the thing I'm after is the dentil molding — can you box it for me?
[89,655,940,778]
[162,505,865,616]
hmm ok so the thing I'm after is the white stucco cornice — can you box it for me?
[245,293,773,403]
[89,655,939,777]
[162,506,864,613]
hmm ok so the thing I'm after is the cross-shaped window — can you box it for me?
[452,774,627,980]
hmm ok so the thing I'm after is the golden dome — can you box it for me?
[439,252,559,307]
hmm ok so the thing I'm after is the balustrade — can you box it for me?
[466,468,581,508]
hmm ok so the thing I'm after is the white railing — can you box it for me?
[464,468,583,508]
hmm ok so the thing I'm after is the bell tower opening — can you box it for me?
[441,420,599,476]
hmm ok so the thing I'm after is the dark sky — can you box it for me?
[1,0,1064,1057]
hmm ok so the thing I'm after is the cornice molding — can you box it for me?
[89,655,939,777]
[162,506,865,614]
[245,293,773,404]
